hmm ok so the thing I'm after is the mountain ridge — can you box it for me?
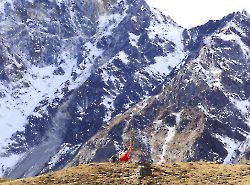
[1,0,250,179]
[69,9,250,165]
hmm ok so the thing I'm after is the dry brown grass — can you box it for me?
[1,162,250,185]
[0,180,8,183]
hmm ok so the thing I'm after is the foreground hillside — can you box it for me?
[1,162,250,185]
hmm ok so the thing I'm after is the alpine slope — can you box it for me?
[0,0,185,178]
[0,0,250,179]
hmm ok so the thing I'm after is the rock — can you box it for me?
[109,155,118,163]
[136,164,152,179]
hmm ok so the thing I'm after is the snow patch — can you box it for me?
[145,50,185,78]
[147,7,182,43]
[129,33,140,47]
[215,134,243,164]
[85,41,103,59]
[98,11,128,37]
[0,0,14,13]
[209,67,222,87]
[46,143,81,170]
[118,51,130,65]
[160,126,176,163]
[198,104,217,118]
[231,99,250,115]
[0,153,25,177]
[193,59,222,88]
[172,112,182,124]
[113,140,122,152]
[102,95,115,123]
[145,56,168,75]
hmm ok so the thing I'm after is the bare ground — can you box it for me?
[1,162,250,184]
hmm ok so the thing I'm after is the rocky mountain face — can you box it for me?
[0,0,185,178]
[71,11,250,165]
[1,0,250,179]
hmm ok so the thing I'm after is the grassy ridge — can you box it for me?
[1,162,250,184]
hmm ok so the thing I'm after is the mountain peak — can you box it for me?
[241,9,250,16]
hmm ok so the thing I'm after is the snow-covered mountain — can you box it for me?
[71,10,250,165]
[0,0,186,178]
[1,0,250,179]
